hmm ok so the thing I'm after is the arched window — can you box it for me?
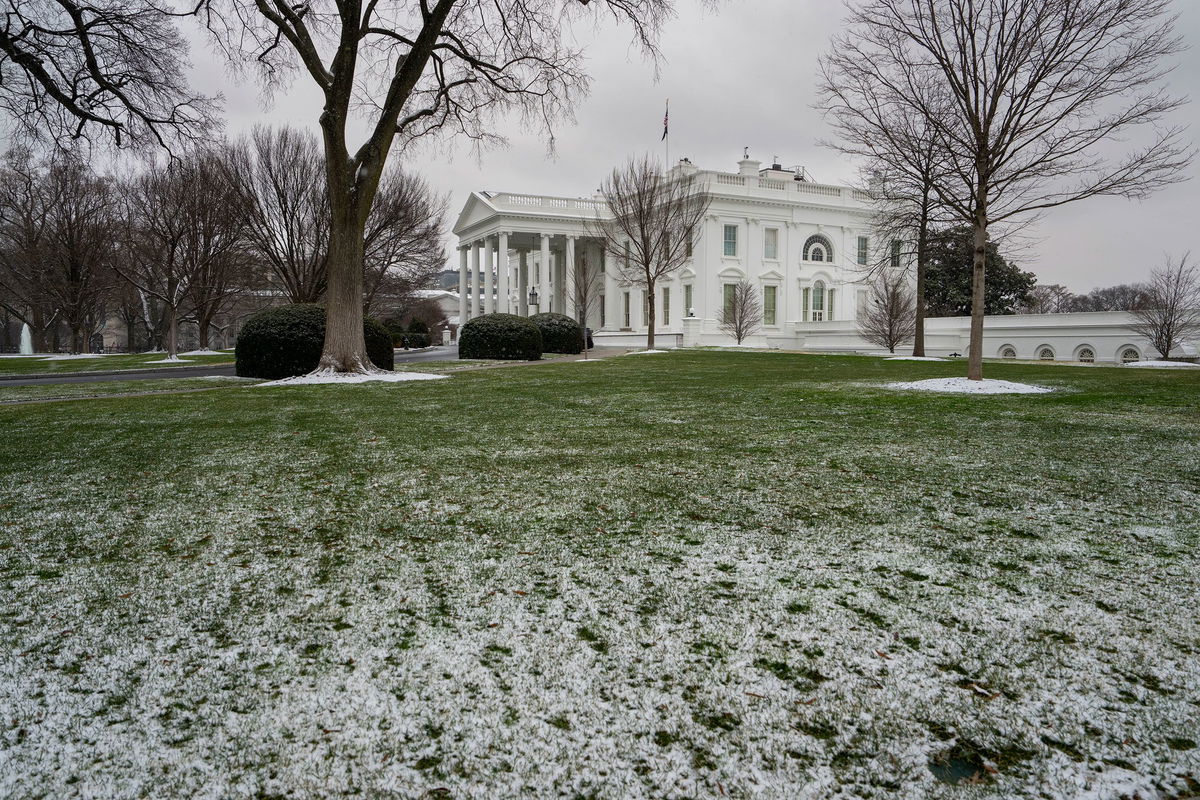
[1077,347,1095,363]
[1121,347,1140,363]
[1000,346,1017,359]
[1038,347,1055,361]
[812,280,826,321]
[804,235,834,263]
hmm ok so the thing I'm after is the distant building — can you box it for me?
[451,156,1196,362]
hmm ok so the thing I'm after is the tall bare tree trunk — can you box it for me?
[318,203,371,372]
[912,201,930,357]
[167,306,179,359]
[968,211,988,381]
[645,279,656,350]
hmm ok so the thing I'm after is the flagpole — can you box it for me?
[663,98,670,170]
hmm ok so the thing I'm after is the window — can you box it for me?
[803,287,811,322]
[684,284,693,317]
[763,286,777,325]
[803,234,833,262]
[723,283,736,318]
[623,291,631,328]
[1121,347,1140,363]
[764,228,779,260]
[662,287,670,326]
[723,225,738,257]
[642,290,649,325]
[890,240,902,268]
[685,235,693,259]
[827,289,835,322]
[857,236,869,266]
[812,281,825,322]
[857,289,869,318]
[1000,346,1017,359]
[1077,347,1095,363]
[623,241,631,269]
[1038,347,1055,361]
[600,295,606,328]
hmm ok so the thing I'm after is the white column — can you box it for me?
[469,241,481,318]
[603,245,617,330]
[497,232,510,314]
[539,234,551,315]
[564,235,577,321]
[483,237,495,315]
[518,250,529,316]
[457,246,468,325]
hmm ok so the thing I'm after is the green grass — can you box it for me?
[0,376,260,403]
[0,351,1197,798]
[0,351,234,376]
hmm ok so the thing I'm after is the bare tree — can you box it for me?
[819,68,951,357]
[228,126,328,303]
[858,273,916,353]
[590,156,709,349]
[0,1,215,149]
[571,247,602,357]
[0,150,57,350]
[118,151,246,359]
[1129,254,1200,360]
[205,0,678,374]
[363,168,448,318]
[825,0,1192,381]
[719,280,762,346]
[40,158,120,352]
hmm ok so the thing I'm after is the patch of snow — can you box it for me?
[885,356,948,362]
[144,357,191,364]
[179,349,224,356]
[627,349,670,355]
[39,353,106,360]
[1122,360,1200,369]
[887,377,1054,394]
[256,371,449,387]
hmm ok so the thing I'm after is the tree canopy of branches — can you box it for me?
[1018,282,1150,314]
[590,156,709,349]
[229,126,329,304]
[1128,254,1200,359]
[858,273,916,353]
[924,226,1035,317]
[118,149,248,358]
[0,0,216,149]
[204,0,681,374]
[363,169,448,319]
[0,151,118,352]
[823,0,1191,380]
[719,280,761,346]
[818,67,950,357]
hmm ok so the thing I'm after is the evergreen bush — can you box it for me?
[236,304,394,379]
[529,312,583,354]
[458,313,542,361]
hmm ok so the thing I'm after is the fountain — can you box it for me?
[19,323,33,355]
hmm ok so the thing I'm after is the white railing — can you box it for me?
[493,193,607,213]
[716,174,746,186]
[761,179,789,191]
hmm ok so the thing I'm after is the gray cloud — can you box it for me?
[187,0,1200,293]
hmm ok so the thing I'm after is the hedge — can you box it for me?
[235,304,394,379]
[458,313,542,361]
[529,312,584,354]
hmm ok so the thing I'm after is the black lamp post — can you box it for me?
[528,286,539,309]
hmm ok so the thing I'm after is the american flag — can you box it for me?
[662,100,669,141]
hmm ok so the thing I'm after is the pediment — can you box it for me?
[452,192,499,237]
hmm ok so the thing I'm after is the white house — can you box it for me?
[451,156,1196,363]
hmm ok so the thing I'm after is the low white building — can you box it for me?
[451,156,1195,363]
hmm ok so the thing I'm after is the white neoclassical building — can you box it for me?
[451,156,1196,362]
[452,156,875,348]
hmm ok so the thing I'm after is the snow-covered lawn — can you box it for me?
[1,351,1197,798]
[888,377,1054,394]
[1123,360,1200,369]
[257,370,448,387]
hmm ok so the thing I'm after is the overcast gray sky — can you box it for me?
[189,0,1200,293]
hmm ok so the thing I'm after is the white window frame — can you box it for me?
[764,227,779,260]
[723,224,738,257]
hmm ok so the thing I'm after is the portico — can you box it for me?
[453,193,615,330]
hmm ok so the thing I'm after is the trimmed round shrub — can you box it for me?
[458,313,542,361]
[529,312,583,354]
[236,304,394,379]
